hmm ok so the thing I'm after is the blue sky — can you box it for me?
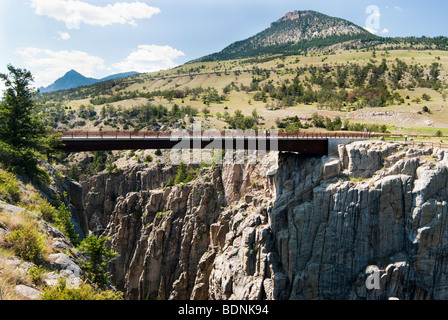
[1,0,447,89]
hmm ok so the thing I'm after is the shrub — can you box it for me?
[5,224,45,263]
[40,279,123,300]
[28,265,46,286]
[37,199,56,222]
[0,170,21,203]
[87,151,107,174]
[106,163,120,176]
[422,93,431,101]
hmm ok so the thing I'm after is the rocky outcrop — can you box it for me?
[81,163,176,233]
[80,141,448,300]
[105,165,226,300]
[267,141,448,299]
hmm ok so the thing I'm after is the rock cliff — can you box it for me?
[79,141,448,300]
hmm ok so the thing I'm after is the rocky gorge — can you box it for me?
[67,140,448,300]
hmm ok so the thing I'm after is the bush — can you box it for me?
[422,93,431,101]
[40,279,123,300]
[36,198,56,222]
[0,170,21,203]
[87,151,107,174]
[28,265,47,286]
[106,163,120,176]
[5,224,46,263]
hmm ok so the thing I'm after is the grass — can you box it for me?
[392,126,448,138]
[1,210,48,264]
[0,259,25,300]
[44,48,448,135]
[40,279,123,300]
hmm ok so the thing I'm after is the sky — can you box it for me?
[1,0,448,90]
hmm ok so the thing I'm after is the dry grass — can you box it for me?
[0,207,56,261]
[61,48,448,134]
[0,258,24,300]
[0,205,59,299]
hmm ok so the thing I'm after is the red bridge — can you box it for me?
[58,131,377,156]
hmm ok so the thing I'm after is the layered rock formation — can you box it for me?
[80,141,448,300]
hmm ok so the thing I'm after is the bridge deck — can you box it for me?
[58,131,373,156]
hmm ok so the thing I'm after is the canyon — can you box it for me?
[66,140,448,300]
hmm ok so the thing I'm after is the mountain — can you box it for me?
[195,10,380,62]
[97,71,140,82]
[40,70,139,93]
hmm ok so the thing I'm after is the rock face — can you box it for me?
[80,141,448,300]
[81,163,176,233]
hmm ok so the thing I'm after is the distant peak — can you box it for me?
[66,69,81,75]
[281,10,318,21]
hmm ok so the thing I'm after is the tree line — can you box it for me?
[249,58,443,110]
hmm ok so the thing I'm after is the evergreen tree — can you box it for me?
[175,162,187,184]
[79,235,117,288]
[0,65,61,176]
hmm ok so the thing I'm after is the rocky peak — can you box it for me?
[196,10,377,62]
[281,10,313,22]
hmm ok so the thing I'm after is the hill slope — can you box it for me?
[195,10,379,62]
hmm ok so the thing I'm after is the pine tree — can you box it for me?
[0,65,44,150]
[79,235,117,288]
[0,65,61,176]
[175,162,187,184]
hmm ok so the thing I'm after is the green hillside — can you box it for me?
[37,47,448,138]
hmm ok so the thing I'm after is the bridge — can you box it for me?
[57,131,377,156]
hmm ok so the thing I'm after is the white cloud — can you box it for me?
[17,47,106,87]
[394,6,403,12]
[16,44,185,87]
[29,0,161,28]
[57,31,71,40]
[21,47,43,58]
[112,45,185,73]
[381,28,389,34]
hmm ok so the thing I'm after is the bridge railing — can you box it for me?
[59,130,380,140]
[57,131,448,151]
[61,130,448,143]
